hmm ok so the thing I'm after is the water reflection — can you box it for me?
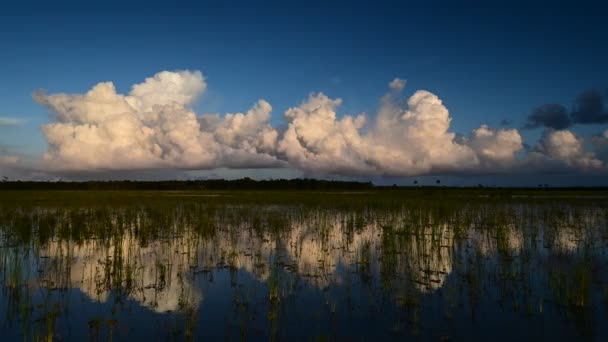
[1,198,607,340]
[40,237,202,313]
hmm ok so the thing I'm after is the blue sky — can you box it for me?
[1,1,607,184]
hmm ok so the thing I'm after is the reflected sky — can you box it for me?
[1,194,607,340]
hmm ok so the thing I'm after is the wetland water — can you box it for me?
[1,190,607,341]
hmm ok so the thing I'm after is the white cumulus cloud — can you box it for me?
[466,125,523,168]
[35,70,281,171]
[277,80,527,176]
[277,93,372,175]
[31,70,606,177]
[529,130,602,169]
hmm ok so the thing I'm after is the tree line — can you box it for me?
[0,178,374,191]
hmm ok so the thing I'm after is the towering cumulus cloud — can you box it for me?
[278,79,524,175]
[33,70,604,176]
[35,71,280,171]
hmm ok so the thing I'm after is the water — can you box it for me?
[1,191,607,341]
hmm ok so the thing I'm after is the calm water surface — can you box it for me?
[1,191,607,341]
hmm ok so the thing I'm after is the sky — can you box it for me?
[0,0,607,186]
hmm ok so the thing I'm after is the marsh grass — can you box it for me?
[0,189,607,340]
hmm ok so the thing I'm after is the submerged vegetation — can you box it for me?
[0,189,607,340]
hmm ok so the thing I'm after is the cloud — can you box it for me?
[0,155,19,166]
[524,104,572,130]
[571,90,608,124]
[524,89,608,129]
[388,78,406,91]
[0,145,26,180]
[0,117,21,126]
[369,87,480,175]
[277,93,372,175]
[277,81,528,176]
[466,125,523,168]
[198,99,280,167]
[35,70,281,171]
[0,145,18,166]
[529,130,602,169]
[592,130,608,162]
[32,70,606,178]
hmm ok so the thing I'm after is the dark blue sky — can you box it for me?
[1,1,607,184]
